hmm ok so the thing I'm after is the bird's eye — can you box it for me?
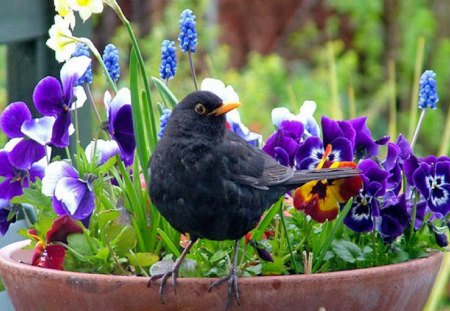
[194,103,207,115]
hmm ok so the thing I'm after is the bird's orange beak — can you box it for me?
[209,101,241,116]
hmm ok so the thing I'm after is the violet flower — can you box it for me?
[42,161,96,223]
[376,195,410,243]
[33,56,90,147]
[344,159,389,232]
[104,88,135,166]
[263,120,304,167]
[0,149,45,200]
[0,101,54,169]
[85,139,121,166]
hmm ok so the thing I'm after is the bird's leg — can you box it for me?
[208,240,240,310]
[148,238,197,303]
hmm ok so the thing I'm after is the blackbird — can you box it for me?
[148,90,359,308]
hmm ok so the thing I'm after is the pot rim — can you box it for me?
[0,239,444,285]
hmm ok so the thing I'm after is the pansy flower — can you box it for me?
[293,145,362,222]
[271,100,320,137]
[376,195,410,243]
[0,102,54,170]
[104,88,135,166]
[42,161,96,224]
[33,56,90,147]
[85,139,121,166]
[410,156,450,217]
[344,159,389,232]
[0,199,17,235]
[0,148,46,200]
[29,215,83,270]
[263,120,304,167]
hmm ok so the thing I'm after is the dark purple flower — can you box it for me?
[377,195,410,243]
[0,199,17,235]
[382,142,402,196]
[321,116,356,151]
[412,156,450,217]
[42,161,96,222]
[344,159,389,233]
[33,56,91,147]
[0,149,45,200]
[347,117,380,159]
[104,88,135,166]
[0,102,54,170]
[263,120,304,166]
[295,136,353,170]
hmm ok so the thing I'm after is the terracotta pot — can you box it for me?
[0,240,443,311]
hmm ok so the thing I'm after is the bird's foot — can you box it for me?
[208,268,240,310]
[147,268,179,304]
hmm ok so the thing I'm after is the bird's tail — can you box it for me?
[285,168,361,186]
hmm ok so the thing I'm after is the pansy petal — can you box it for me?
[55,177,94,219]
[0,102,31,138]
[329,137,353,162]
[33,76,64,116]
[0,179,23,200]
[113,105,135,157]
[52,196,68,216]
[271,107,294,128]
[34,244,66,270]
[274,147,290,167]
[60,56,91,104]
[9,139,46,170]
[344,200,374,232]
[413,163,432,199]
[0,151,15,177]
[42,161,78,196]
[85,139,120,165]
[51,112,72,147]
[71,86,87,110]
[46,215,83,243]
[295,136,323,169]
[21,116,56,145]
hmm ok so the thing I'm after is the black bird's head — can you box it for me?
[165,90,241,140]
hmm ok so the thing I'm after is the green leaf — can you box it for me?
[332,240,363,263]
[97,210,120,229]
[152,77,178,108]
[210,249,229,263]
[127,252,159,267]
[105,224,137,256]
[94,247,110,262]
[67,233,92,256]
[11,187,51,213]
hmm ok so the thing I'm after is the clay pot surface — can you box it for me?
[0,240,443,311]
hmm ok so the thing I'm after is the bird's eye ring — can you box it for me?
[194,103,207,115]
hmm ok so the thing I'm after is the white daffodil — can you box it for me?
[46,15,77,62]
[71,0,104,22]
[54,0,76,29]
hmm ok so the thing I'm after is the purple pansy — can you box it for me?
[382,142,403,197]
[344,159,389,233]
[0,102,54,170]
[42,161,96,223]
[85,139,121,166]
[104,88,135,166]
[347,117,382,159]
[411,156,450,217]
[376,195,410,243]
[321,116,356,151]
[33,56,90,147]
[0,199,17,235]
[0,148,46,200]
[263,120,304,166]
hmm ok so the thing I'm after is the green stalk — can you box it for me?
[110,2,158,151]
[188,51,199,90]
[312,199,353,272]
[408,36,425,140]
[410,109,426,151]
[278,203,299,274]
[83,84,103,125]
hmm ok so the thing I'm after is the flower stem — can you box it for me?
[188,51,199,90]
[408,36,425,140]
[83,84,103,125]
[278,202,299,274]
[410,108,426,151]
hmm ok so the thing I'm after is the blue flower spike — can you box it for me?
[103,43,120,82]
[418,70,438,109]
[159,40,177,83]
[178,9,197,53]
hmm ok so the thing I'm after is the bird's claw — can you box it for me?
[147,269,179,304]
[209,269,240,310]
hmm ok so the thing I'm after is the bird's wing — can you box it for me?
[218,132,294,190]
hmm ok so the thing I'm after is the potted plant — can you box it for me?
[0,1,447,310]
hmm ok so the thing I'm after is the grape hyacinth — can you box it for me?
[178,9,197,53]
[158,109,172,140]
[418,70,438,109]
[72,43,93,85]
[159,40,177,82]
[102,43,120,82]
